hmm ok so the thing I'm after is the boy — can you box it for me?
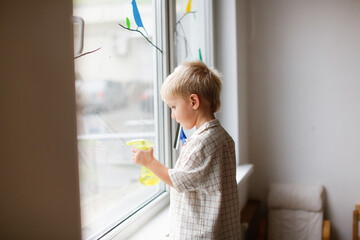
[131,61,241,239]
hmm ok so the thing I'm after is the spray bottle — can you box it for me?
[126,139,160,186]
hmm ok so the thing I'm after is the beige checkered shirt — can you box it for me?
[168,119,241,239]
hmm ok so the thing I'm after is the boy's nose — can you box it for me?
[171,111,175,119]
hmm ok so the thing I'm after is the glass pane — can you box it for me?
[175,0,209,64]
[73,0,164,239]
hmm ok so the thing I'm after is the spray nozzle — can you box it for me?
[126,139,155,150]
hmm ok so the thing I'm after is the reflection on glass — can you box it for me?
[73,0,162,239]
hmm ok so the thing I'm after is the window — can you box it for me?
[73,0,168,239]
[73,0,214,239]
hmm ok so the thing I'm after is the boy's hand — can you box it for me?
[131,147,174,187]
[131,147,154,167]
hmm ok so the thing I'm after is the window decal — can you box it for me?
[176,3,197,59]
[118,0,162,53]
[74,47,102,60]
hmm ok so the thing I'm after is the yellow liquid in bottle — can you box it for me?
[139,167,161,186]
[126,139,160,186]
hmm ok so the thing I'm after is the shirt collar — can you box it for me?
[187,118,220,142]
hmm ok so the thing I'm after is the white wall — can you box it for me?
[0,1,82,239]
[214,0,240,160]
[214,0,249,165]
[248,0,360,239]
[214,0,250,213]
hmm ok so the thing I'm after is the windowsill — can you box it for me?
[127,204,170,240]
[236,164,254,184]
[126,164,254,240]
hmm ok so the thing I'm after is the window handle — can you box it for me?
[72,16,84,55]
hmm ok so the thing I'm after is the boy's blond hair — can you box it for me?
[161,61,222,113]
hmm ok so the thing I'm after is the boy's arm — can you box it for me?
[146,158,174,188]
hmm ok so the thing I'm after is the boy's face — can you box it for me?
[166,95,197,130]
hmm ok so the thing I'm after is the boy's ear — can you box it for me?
[189,94,200,110]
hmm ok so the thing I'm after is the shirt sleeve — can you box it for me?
[169,142,220,193]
